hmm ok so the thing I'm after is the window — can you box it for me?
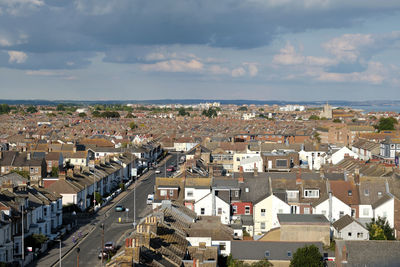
[378,191,382,196]
[304,189,319,198]
[233,206,237,214]
[265,251,270,257]
[278,209,283,214]
[218,208,222,215]
[348,232,352,237]
[219,242,226,251]
[35,168,39,173]
[287,251,292,257]
[304,207,310,214]
[245,188,249,193]
[30,167,34,173]
[201,208,205,215]
[245,206,251,215]
[234,190,239,197]
[236,157,240,161]
[363,208,369,216]
[169,190,174,197]
[261,209,266,216]
[187,191,193,197]
[160,190,167,196]
[357,232,363,238]
[260,222,265,229]
[383,211,387,218]
[339,211,344,218]
[364,189,369,196]
[44,208,47,216]
[348,190,352,196]
[276,159,288,167]
[287,191,299,199]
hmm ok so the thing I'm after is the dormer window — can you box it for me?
[304,189,319,198]
[364,189,369,196]
[378,191,382,196]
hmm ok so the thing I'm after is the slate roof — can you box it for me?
[278,214,329,224]
[332,215,366,231]
[231,241,324,261]
[336,240,400,267]
[371,193,393,209]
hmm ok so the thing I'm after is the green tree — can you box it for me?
[27,106,38,113]
[26,233,48,251]
[129,121,138,129]
[202,108,218,118]
[290,245,323,267]
[56,104,65,111]
[94,192,103,205]
[178,107,190,116]
[309,115,320,120]
[0,104,10,114]
[333,118,342,123]
[11,169,30,179]
[366,217,395,240]
[237,106,248,111]
[92,110,101,117]
[78,112,87,118]
[374,117,397,132]
[227,254,272,267]
[51,166,59,177]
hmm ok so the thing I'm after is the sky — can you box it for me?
[1,0,400,101]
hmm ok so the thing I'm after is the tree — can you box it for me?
[27,106,38,113]
[94,192,102,205]
[333,118,342,123]
[374,117,397,132]
[78,112,87,118]
[366,217,395,240]
[202,108,218,118]
[92,110,101,117]
[11,169,30,179]
[51,166,59,177]
[0,104,10,114]
[237,106,248,111]
[26,233,48,251]
[177,107,190,116]
[56,104,65,111]
[290,245,323,267]
[129,121,138,129]
[309,115,320,120]
[226,254,272,267]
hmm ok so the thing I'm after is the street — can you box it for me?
[50,154,178,267]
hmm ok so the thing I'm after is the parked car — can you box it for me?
[155,169,161,174]
[104,242,115,252]
[147,194,154,205]
[115,205,125,212]
[98,250,110,259]
[166,166,175,172]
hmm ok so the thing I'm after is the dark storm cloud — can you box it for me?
[1,0,400,69]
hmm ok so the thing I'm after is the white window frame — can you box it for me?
[245,206,250,215]
[304,189,319,198]
[261,209,266,216]
[160,190,167,196]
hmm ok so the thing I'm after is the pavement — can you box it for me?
[29,154,175,267]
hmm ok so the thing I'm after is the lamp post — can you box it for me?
[21,203,24,267]
[55,239,62,267]
[101,223,104,264]
[76,247,80,267]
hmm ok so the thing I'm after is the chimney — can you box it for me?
[209,165,214,177]
[59,170,66,180]
[253,163,258,177]
[67,168,74,177]
[296,169,302,185]
[354,168,360,185]
[329,191,333,224]
[27,152,31,161]
[0,151,2,160]
[238,166,244,183]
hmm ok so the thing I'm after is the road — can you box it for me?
[57,154,178,267]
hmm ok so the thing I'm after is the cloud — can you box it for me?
[231,67,246,77]
[244,62,259,77]
[8,50,27,63]
[140,59,203,72]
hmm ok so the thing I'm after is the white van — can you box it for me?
[147,194,154,205]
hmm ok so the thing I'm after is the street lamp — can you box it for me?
[76,247,80,267]
[101,223,105,264]
[55,239,62,267]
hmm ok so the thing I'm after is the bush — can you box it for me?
[290,245,323,267]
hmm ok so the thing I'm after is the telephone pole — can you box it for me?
[101,223,105,264]
[76,247,80,267]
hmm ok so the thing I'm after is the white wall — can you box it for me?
[313,196,351,222]
[374,198,394,228]
[211,240,231,256]
[335,222,369,240]
[331,147,358,164]
[194,194,230,224]
[185,188,211,203]
[359,204,373,219]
